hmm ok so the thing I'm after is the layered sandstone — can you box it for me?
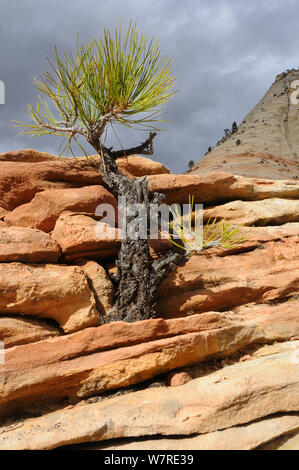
[0,147,298,450]
[0,226,61,263]
[191,69,299,179]
[0,263,100,333]
[0,151,169,211]
[0,316,61,348]
[0,303,298,418]
[0,344,298,450]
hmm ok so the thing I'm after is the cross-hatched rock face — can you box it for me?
[191,69,299,180]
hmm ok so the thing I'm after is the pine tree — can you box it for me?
[15,23,246,323]
[231,121,238,133]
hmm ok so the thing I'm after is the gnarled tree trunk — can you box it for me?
[90,133,185,323]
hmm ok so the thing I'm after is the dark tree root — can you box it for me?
[105,250,187,324]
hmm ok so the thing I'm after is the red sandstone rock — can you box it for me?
[157,236,299,317]
[93,413,299,451]
[239,355,252,363]
[0,226,61,263]
[0,160,102,211]
[0,346,298,450]
[51,211,120,259]
[0,316,61,348]
[167,371,192,387]
[0,302,297,417]
[51,212,172,261]
[147,172,299,205]
[5,186,117,232]
[0,149,62,162]
[78,260,115,319]
[0,207,8,219]
[116,154,170,176]
[0,263,100,333]
[0,151,169,211]
[0,146,298,451]
[0,149,170,175]
[203,198,299,226]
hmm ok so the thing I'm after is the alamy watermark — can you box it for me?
[0,80,5,104]
[95,197,204,242]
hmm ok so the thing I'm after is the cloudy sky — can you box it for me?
[0,0,299,173]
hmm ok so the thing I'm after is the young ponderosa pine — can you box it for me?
[188,160,195,170]
[16,23,245,323]
[231,121,238,133]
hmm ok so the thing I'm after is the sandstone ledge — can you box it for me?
[0,302,297,418]
[0,347,298,450]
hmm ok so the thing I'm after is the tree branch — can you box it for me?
[151,251,188,286]
[103,132,157,159]
[39,122,87,137]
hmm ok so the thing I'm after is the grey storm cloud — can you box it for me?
[0,0,299,172]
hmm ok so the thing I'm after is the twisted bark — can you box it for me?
[89,133,186,323]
